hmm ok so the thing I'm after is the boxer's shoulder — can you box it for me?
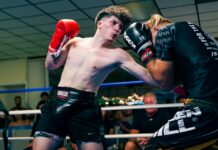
[68,36,83,44]
[65,37,85,48]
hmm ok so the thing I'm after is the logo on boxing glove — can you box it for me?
[123,31,137,49]
[141,47,154,62]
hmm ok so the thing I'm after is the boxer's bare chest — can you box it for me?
[67,41,119,72]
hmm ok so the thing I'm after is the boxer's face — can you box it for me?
[97,16,123,41]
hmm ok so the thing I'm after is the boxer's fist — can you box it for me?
[123,22,155,64]
[48,19,80,57]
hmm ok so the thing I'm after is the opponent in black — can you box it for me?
[123,14,218,149]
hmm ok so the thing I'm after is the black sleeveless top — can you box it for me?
[155,21,218,102]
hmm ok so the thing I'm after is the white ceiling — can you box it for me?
[0,0,218,60]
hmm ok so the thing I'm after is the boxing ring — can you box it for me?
[0,80,184,150]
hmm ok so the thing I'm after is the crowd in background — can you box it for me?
[8,92,49,127]
[1,90,185,150]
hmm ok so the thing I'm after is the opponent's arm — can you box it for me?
[145,24,177,89]
[45,19,80,70]
[129,129,139,142]
[146,59,176,89]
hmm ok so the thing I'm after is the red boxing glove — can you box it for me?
[48,19,80,57]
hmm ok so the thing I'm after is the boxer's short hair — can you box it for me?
[95,5,132,31]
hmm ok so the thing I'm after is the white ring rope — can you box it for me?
[104,133,153,138]
[0,103,184,115]
[9,109,41,115]
[101,103,184,111]
[0,103,183,141]
[0,133,153,141]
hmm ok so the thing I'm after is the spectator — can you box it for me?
[10,96,25,111]
[122,109,133,125]
[125,92,170,150]
[36,92,50,109]
[102,110,114,135]
[106,110,132,150]
[111,110,132,134]
[9,96,31,126]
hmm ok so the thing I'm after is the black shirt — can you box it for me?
[155,22,218,102]
[132,109,170,133]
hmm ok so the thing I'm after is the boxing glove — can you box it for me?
[123,22,155,64]
[48,19,80,58]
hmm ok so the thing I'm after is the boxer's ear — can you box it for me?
[97,20,103,29]
[154,26,160,31]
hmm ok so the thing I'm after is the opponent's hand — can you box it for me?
[123,22,155,64]
[48,19,80,57]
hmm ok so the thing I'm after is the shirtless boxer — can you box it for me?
[123,14,218,149]
[32,5,157,150]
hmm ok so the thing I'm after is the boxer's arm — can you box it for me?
[118,49,158,87]
[45,50,68,70]
[119,51,175,89]
[45,38,76,70]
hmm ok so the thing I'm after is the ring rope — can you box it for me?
[0,80,145,93]
[101,103,184,111]
[104,133,153,138]
[0,133,153,141]
[0,103,184,115]
[0,81,179,143]
[0,104,181,141]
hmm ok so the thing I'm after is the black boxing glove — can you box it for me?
[123,22,155,64]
